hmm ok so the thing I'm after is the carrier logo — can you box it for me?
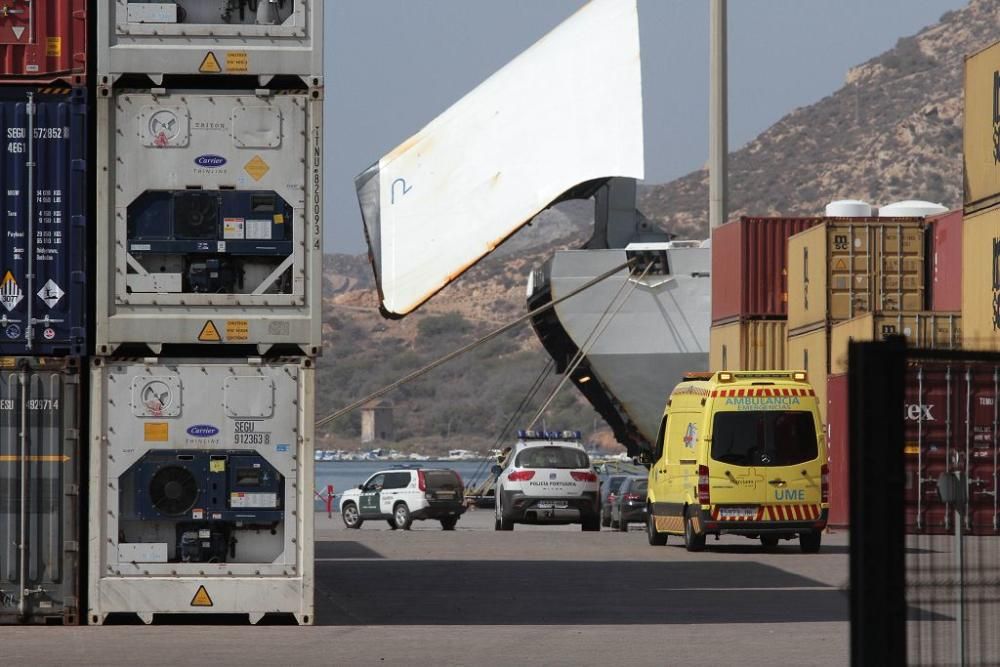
[194,154,227,168]
[186,424,220,438]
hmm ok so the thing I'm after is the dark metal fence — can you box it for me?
[850,341,1000,666]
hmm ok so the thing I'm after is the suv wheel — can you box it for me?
[393,502,413,530]
[342,502,363,529]
[581,514,600,531]
[601,510,611,528]
[440,517,458,531]
[386,520,398,530]
[684,510,706,552]
[646,512,667,546]
[616,513,629,532]
[799,530,822,553]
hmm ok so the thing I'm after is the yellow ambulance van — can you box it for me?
[646,371,828,553]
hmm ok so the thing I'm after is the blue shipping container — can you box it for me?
[0,87,86,355]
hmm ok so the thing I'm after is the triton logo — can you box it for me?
[186,424,220,438]
[194,154,227,168]
[904,404,935,421]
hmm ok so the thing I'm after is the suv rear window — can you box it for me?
[423,470,462,490]
[515,446,590,470]
[605,476,626,494]
[628,479,648,494]
[711,411,818,467]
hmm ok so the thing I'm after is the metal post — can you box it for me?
[708,0,727,230]
[16,367,29,619]
[955,489,965,667]
[24,92,35,351]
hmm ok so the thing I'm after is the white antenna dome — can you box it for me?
[825,200,873,217]
[878,200,949,218]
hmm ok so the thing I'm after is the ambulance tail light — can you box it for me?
[508,470,536,482]
[697,465,711,505]
[418,470,427,492]
[570,471,598,482]
[821,464,829,504]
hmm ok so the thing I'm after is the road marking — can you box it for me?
[652,586,833,592]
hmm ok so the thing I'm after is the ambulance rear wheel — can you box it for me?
[760,534,779,548]
[684,512,706,552]
[646,512,667,546]
[799,530,822,553]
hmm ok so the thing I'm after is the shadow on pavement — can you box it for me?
[315,560,848,626]
[316,541,384,559]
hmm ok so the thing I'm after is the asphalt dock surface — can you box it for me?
[4,510,850,666]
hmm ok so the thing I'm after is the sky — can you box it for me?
[325,0,968,254]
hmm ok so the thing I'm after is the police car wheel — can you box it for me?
[496,496,514,531]
[647,512,667,546]
[684,513,706,552]
[393,503,413,530]
[799,530,822,553]
[342,503,363,529]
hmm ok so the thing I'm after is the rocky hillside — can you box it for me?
[318,1,994,450]
[641,0,1000,239]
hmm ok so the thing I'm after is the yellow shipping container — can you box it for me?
[787,326,829,424]
[787,220,925,333]
[962,207,1000,348]
[829,312,962,374]
[709,319,787,371]
[964,40,1000,212]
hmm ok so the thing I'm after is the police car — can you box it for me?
[493,431,601,531]
[340,467,466,530]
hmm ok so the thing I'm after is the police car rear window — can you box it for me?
[711,411,818,467]
[424,470,461,490]
[516,446,590,469]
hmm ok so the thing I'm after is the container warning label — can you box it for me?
[197,320,222,342]
[226,51,249,72]
[231,492,278,509]
[37,279,64,308]
[226,320,249,341]
[191,586,213,607]
[0,272,23,312]
[144,423,168,442]
[46,37,61,57]
[198,52,222,74]
[210,459,226,473]
[223,218,245,239]
[244,155,270,182]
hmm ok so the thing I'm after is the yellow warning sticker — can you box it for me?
[273,214,284,225]
[198,52,222,74]
[226,51,249,72]
[144,423,168,442]
[226,320,249,342]
[46,37,61,57]
[0,357,15,369]
[834,258,847,270]
[191,586,214,607]
[244,155,270,182]
[197,320,222,342]
[210,459,226,473]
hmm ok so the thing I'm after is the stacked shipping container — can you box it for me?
[87,1,321,625]
[0,2,88,625]
[709,217,819,373]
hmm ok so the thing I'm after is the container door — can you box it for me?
[0,362,79,624]
[965,365,999,535]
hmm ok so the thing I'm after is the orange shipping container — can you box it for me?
[709,320,787,371]
[961,207,1000,349]
[787,220,925,333]
[787,326,829,424]
[964,40,1000,213]
[829,312,961,375]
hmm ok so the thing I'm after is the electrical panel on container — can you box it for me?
[0,87,88,356]
[89,359,314,624]
[99,0,322,83]
[96,89,322,356]
[0,0,88,86]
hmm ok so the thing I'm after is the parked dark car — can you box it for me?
[611,476,647,531]
[600,475,629,528]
